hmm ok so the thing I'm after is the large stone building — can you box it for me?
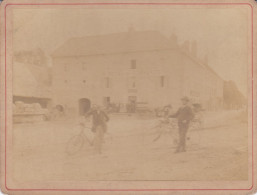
[51,30,223,115]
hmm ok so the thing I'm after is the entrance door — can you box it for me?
[78,98,91,115]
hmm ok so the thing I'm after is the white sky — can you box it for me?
[12,7,250,95]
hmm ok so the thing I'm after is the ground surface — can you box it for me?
[11,110,248,182]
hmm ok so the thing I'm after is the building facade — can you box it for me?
[51,30,223,115]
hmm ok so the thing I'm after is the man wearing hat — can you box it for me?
[85,104,109,133]
[169,96,194,153]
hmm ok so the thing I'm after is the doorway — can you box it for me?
[78,98,91,115]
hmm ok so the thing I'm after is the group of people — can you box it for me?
[84,96,195,154]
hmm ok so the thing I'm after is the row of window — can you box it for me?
[63,60,137,72]
[61,79,220,97]
[62,75,166,88]
[64,80,86,84]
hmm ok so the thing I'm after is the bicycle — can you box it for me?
[66,123,112,155]
[190,112,204,130]
[152,117,202,147]
[66,124,93,155]
[152,118,177,142]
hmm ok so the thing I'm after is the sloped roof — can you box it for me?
[52,30,176,57]
[51,30,223,82]
[180,50,223,81]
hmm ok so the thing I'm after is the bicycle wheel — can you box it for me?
[66,134,84,155]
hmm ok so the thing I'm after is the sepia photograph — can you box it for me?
[0,0,256,193]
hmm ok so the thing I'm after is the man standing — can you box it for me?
[85,105,110,154]
[169,97,194,153]
[85,104,109,133]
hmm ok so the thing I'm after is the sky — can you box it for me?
[12,7,251,95]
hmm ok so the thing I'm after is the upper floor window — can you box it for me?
[160,76,165,87]
[128,77,136,88]
[130,59,137,69]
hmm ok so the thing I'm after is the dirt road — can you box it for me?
[12,110,248,182]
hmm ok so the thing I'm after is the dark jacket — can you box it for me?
[169,105,194,126]
[86,109,109,127]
